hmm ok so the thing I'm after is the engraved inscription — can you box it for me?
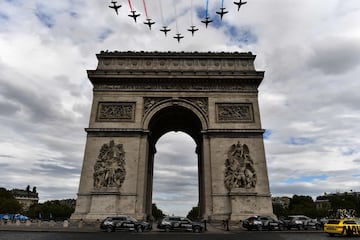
[216,103,254,122]
[224,142,257,191]
[97,102,135,121]
[93,140,126,189]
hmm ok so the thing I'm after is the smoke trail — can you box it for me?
[142,0,149,18]
[205,0,209,17]
[190,0,194,25]
[173,0,179,33]
[128,0,133,11]
[158,0,165,25]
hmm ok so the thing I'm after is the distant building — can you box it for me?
[314,199,331,210]
[315,191,360,211]
[11,186,39,211]
[272,197,291,209]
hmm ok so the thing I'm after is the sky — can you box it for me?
[1,0,360,217]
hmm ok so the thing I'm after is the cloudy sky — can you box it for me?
[1,0,360,216]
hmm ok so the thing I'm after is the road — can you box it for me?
[0,231,331,240]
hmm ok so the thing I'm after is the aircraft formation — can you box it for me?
[108,0,248,43]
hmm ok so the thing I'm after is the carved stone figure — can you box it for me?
[224,142,257,191]
[93,140,126,189]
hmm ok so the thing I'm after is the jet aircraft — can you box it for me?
[173,33,184,43]
[109,1,121,15]
[160,26,171,36]
[201,17,213,28]
[216,7,228,19]
[187,26,199,36]
[233,0,247,11]
[128,10,140,22]
[144,19,155,30]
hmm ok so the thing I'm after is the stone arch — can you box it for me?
[142,100,208,217]
[142,98,209,139]
[71,51,274,222]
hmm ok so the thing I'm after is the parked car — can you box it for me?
[282,215,321,230]
[157,216,204,233]
[100,215,152,232]
[14,214,29,222]
[242,216,284,231]
[324,219,360,236]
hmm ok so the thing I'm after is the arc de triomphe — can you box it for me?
[71,51,273,221]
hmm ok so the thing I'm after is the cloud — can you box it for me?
[153,132,198,214]
[308,37,360,75]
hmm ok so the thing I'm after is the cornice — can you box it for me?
[94,51,260,72]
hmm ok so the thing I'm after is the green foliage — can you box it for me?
[273,195,329,218]
[273,203,288,218]
[288,195,317,218]
[27,200,74,220]
[151,203,165,221]
[0,187,22,213]
[186,206,200,220]
[329,194,360,214]
[327,194,360,216]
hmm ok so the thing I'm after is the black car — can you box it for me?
[157,216,204,233]
[242,216,284,231]
[100,215,152,232]
[282,215,321,230]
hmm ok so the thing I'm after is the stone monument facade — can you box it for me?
[71,51,273,221]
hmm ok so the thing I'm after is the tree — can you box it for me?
[288,195,317,218]
[151,203,165,221]
[272,203,288,218]
[0,187,22,213]
[328,194,360,215]
[187,206,200,220]
[27,200,75,220]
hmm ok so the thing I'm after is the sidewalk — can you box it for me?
[206,221,244,233]
[0,220,245,233]
[0,220,100,232]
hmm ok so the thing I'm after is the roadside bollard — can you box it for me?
[78,219,84,228]
[25,220,31,226]
[49,220,55,227]
[63,220,69,228]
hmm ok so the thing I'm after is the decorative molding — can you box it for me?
[182,97,208,118]
[143,97,170,115]
[96,51,257,72]
[93,81,259,92]
[143,97,208,118]
[97,102,135,122]
[216,103,254,122]
[93,140,126,189]
[224,142,257,191]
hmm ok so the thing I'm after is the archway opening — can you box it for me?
[152,131,198,217]
[145,105,205,219]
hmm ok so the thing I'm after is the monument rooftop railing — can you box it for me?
[94,51,259,72]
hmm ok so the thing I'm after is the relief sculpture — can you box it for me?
[93,140,126,189]
[97,102,135,121]
[217,103,253,122]
[224,142,257,191]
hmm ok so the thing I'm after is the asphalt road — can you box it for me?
[0,231,331,240]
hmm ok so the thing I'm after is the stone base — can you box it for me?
[71,193,144,221]
[229,189,274,221]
